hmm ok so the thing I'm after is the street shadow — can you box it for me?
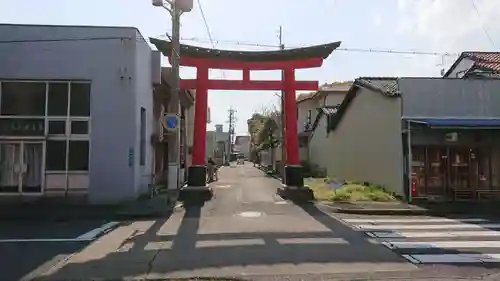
[36,203,422,280]
[34,166,500,280]
[0,219,113,281]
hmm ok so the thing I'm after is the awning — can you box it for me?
[406,118,500,128]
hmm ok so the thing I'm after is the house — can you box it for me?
[206,124,230,165]
[0,23,187,204]
[324,77,500,201]
[444,52,500,79]
[295,82,351,174]
[234,135,250,158]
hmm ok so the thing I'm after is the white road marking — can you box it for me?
[369,230,500,238]
[343,218,488,224]
[277,237,348,244]
[354,223,500,230]
[0,222,120,243]
[76,222,120,240]
[0,238,94,243]
[238,211,263,218]
[386,240,500,249]
[405,253,500,264]
[197,239,264,248]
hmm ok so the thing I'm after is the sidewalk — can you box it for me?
[0,191,178,221]
[256,165,500,216]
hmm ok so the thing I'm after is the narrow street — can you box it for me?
[35,163,418,280]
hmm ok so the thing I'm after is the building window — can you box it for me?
[1,82,46,116]
[71,121,89,135]
[307,109,312,125]
[68,140,89,171]
[46,141,67,171]
[47,83,69,116]
[140,107,146,166]
[48,120,66,135]
[70,83,91,117]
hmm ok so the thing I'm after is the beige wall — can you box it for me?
[307,90,348,171]
[326,87,404,195]
[297,99,317,132]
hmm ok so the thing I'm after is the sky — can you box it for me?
[1,0,499,135]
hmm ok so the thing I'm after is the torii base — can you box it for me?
[277,165,314,202]
[179,165,213,204]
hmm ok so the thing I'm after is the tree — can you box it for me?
[247,105,281,170]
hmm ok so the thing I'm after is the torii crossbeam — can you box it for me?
[150,38,340,202]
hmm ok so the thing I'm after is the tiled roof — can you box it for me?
[296,81,353,104]
[463,52,500,73]
[355,77,400,96]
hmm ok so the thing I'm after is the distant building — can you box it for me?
[234,135,250,158]
[206,124,229,164]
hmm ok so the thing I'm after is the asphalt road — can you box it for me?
[0,220,115,281]
[26,163,500,280]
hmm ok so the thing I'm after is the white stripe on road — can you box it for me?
[355,223,500,230]
[385,240,500,249]
[0,238,94,243]
[343,218,489,224]
[403,253,500,264]
[76,222,120,240]
[0,222,120,243]
[368,230,500,238]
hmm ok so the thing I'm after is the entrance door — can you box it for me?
[0,141,43,194]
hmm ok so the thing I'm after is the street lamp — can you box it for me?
[152,0,192,191]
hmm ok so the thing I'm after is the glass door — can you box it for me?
[0,141,43,194]
[20,142,43,193]
[0,142,22,193]
[426,147,448,195]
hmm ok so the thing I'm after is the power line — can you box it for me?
[196,0,227,79]
[196,0,215,49]
[179,36,460,57]
[470,0,496,48]
[0,35,461,57]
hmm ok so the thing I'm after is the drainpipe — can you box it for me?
[407,120,413,203]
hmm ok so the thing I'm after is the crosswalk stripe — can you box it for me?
[403,253,500,264]
[354,223,500,230]
[342,215,500,264]
[368,230,500,238]
[386,240,500,249]
[343,218,488,223]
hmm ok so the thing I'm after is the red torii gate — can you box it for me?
[151,38,340,201]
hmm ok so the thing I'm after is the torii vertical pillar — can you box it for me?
[283,67,304,187]
[187,66,209,187]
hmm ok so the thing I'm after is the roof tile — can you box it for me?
[463,52,500,72]
[355,77,400,96]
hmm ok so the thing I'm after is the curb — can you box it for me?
[324,205,500,216]
[0,201,180,221]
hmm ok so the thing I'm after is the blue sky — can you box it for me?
[2,0,499,134]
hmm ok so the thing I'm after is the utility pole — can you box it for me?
[227,107,236,163]
[278,26,286,176]
[152,0,192,191]
[167,0,182,191]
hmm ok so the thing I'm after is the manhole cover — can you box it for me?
[238,211,263,218]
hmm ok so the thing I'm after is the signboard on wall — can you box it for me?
[0,119,45,136]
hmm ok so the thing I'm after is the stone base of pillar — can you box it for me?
[181,165,213,203]
[284,165,304,187]
[277,165,314,202]
[187,165,207,186]
[179,184,214,204]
